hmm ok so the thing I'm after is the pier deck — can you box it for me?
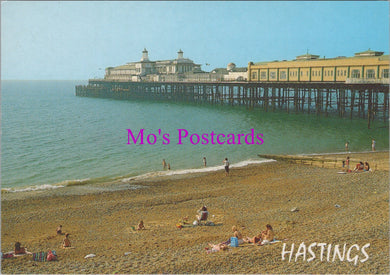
[76,80,389,128]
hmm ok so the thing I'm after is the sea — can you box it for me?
[1,80,388,192]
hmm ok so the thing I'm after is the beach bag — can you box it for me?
[230,237,239,247]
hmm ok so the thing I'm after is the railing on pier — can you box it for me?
[75,80,389,128]
[345,78,389,84]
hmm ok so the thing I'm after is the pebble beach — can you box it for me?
[1,151,389,274]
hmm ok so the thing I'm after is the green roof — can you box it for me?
[231,67,247,72]
[253,53,389,65]
[355,49,384,56]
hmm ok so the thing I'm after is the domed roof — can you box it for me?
[227,62,236,71]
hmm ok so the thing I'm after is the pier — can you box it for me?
[76,80,389,128]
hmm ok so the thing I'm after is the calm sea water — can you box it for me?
[1,80,388,191]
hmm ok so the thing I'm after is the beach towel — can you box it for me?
[257,238,288,246]
[3,250,33,258]
[2,252,14,259]
[32,252,48,262]
[32,250,57,261]
[205,246,230,254]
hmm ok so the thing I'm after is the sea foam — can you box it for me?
[1,178,91,193]
[122,158,275,183]
[2,184,65,193]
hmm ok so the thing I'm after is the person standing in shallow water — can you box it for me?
[223,158,230,176]
[371,139,376,151]
[162,159,167,170]
[203,157,207,167]
[345,141,349,152]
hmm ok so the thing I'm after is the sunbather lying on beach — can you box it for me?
[354,162,364,171]
[14,242,27,254]
[244,224,275,245]
[364,162,371,171]
[206,243,229,253]
[243,234,261,244]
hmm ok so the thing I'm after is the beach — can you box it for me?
[1,151,389,274]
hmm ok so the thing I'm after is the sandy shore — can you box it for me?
[1,151,389,274]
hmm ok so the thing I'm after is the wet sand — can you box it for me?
[1,151,389,274]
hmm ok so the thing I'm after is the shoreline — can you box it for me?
[2,151,388,200]
[1,151,389,273]
[0,158,276,200]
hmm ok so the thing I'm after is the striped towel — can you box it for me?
[32,252,47,261]
[33,250,57,262]
[32,250,56,262]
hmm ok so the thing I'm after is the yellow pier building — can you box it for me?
[248,49,389,84]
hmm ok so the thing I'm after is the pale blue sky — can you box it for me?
[1,1,389,80]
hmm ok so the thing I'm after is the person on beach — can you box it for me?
[364,162,370,172]
[258,224,275,245]
[14,242,26,254]
[167,163,171,170]
[232,226,243,238]
[196,206,209,222]
[244,224,274,245]
[346,156,350,172]
[203,157,207,167]
[137,220,145,230]
[223,158,230,176]
[371,139,376,151]
[56,225,63,235]
[345,141,349,152]
[229,226,244,245]
[162,159,167,170]
[222,225,244,245]
[354,161,364,172]
[62,233,71,248]
[243,234,261,244]
[205,243,228,253]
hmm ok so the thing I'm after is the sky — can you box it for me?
[1,1,389,80]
